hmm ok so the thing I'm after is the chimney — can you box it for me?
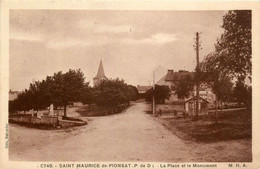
[167,69,174,74]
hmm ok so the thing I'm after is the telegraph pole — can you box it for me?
[194,32,202,120]
[152,70,155,115]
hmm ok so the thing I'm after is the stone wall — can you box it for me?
[31,116,58,127]
[9,115,58,127]
[59,120,87,128]
[9,115,31,123]
[9,115,87,128]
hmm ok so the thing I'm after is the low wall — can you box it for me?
[59,120,87,128]
[9,115,31,123]
[9,115,87,128]
[31,116,58,127]
[9,115,58,127]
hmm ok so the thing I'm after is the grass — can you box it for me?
[159,109,251,143]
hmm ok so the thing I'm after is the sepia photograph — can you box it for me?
[7,9,253,162]
[1,1,259,168]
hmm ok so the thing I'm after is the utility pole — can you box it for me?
[193,32,202,120]
[152,70,155,115]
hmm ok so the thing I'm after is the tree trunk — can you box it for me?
[183,99,186,117]
[215,98,218,123]
[64,105,67,117]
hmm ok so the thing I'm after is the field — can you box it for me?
[156,104,251,143]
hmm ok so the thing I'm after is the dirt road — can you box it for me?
[9,102,251,162]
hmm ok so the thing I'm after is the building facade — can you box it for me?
[156,69,216,107]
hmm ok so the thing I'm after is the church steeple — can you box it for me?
[93,59,108,86]
[95,59,106,78]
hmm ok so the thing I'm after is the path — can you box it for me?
[9,102,251,162]
[9,102,198,161]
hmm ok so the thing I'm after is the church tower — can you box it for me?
[93,60,108,86]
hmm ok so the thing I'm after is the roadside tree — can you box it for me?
[93,78,130,114]
[50,69,85,117]
[145,85,171,104]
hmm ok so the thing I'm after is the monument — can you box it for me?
[49,104,54,116]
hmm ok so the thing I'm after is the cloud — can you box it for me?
[123,33,178,45]
[46,39,90,49]
[78,20,133,33]
[95,25,133,33]
[45,35,113,49]
[10,31,42,42]
[46,32,178,49]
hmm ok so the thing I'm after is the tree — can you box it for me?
[211,77,233,110]
[126,85,138,103]
[80,82,94,106]
[10,69,87,116]
[171,73,194,101]
[93,78,130,114]
[50,69,85,117]
[28,80,52,111]
[201,53,234,122]
[15,89,32,112]
[171,73,195,111]
[214,10,252,81]
[145,85,171,104]
[233,79,252,109]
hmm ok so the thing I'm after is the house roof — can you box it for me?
[94,60,107,79]
[156,75,167,85]
[165,71,195,81]
[185,96,209,103]
[137,85,152,92]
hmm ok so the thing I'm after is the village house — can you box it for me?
[156,69,216,109]
[136,85,152,98]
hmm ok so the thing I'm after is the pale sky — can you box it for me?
[10,10,227,91]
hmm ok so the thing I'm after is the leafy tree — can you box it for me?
[15,89,32,112]
[199,11,252,115]
[50,69,85,117]
[80,82,94,109]
[201,53,234,122]
[93,78,130,114]
[171,73,194,101]
[212,10,251,80]
[171,73,195,111]
[145,85,171,104]
[233,79,252,109]
[28,80,52,111]
[126,85,138,102]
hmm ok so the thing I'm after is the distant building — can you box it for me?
[137,85,152,94]
[9,90,21,101]
[136,85,152,99]
[93,60,108,87]
[156,69,216,106]
[185,96,209,116]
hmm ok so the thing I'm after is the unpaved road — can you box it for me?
[9,102,251,162]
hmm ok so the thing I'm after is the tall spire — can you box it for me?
[93,59,108,86]
[94,59,106,78]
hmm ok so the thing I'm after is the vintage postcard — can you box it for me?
[1,1,260,169]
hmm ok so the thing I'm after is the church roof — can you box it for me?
[94,60,107,79]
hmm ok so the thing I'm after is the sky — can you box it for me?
[9,10,227,91]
